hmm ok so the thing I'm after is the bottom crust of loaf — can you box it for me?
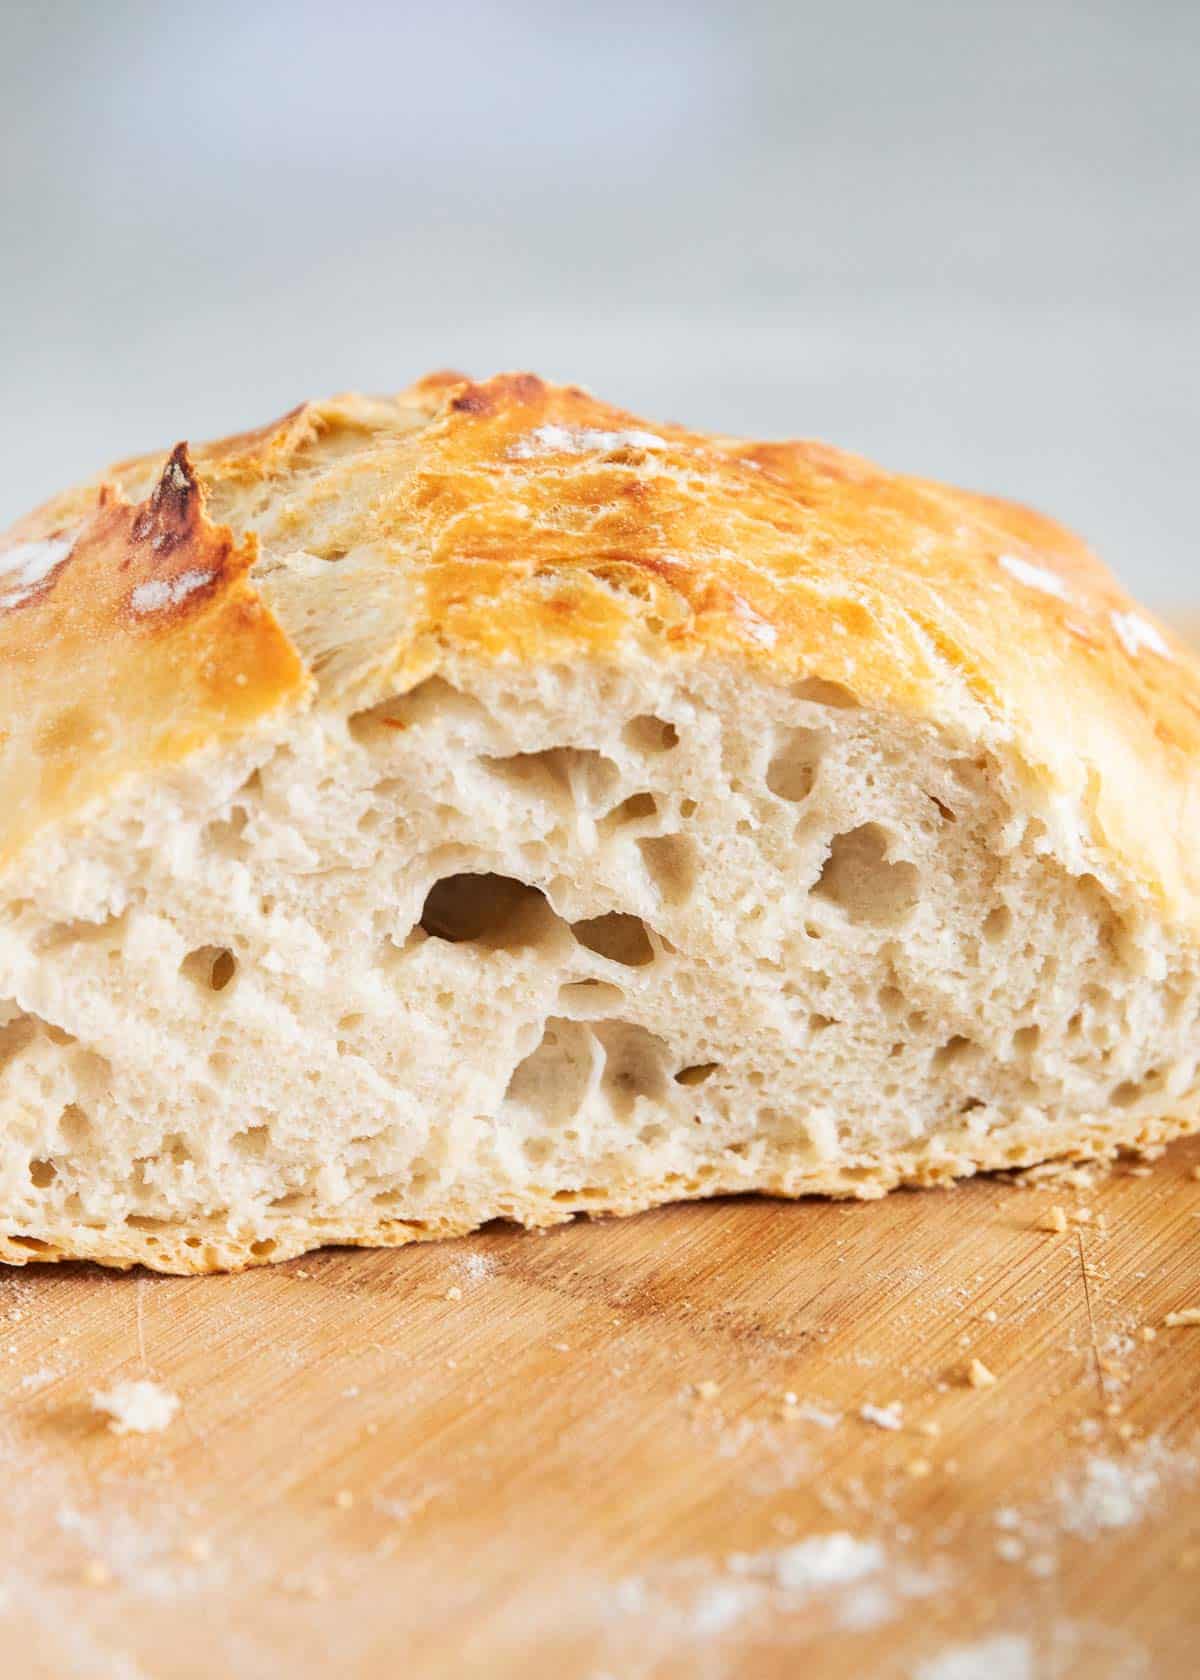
[2,1107,1193,1276]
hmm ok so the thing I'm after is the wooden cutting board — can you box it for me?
[1,1141,1197,1680]
[1,611,1198,1680]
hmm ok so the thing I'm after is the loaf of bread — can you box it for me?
[1,372,1196,1272]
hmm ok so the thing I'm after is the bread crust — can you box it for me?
[1,1104,1191,1275]
[3,373,1199,1274]
[0,445,308,868]
[7,371,1198,930]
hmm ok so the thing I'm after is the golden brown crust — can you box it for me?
[5,371,1199,929]
[0,446,309,867]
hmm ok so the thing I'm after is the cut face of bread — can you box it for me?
[1,373,1198,1271]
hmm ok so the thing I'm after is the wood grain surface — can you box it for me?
[2,615,1198,1680]
[0,1138,1197,1680]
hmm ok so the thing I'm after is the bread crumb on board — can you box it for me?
[1015,1159,1103,1191]
[965,1358,998,1389]
[1163,1308,1200,1328]
[90,1378,180,1435]
[859,1401,904,1430]
[1039,1206,1069,1233]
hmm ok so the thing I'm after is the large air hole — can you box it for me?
[601,792,659,833]
[766,726,826,804]
[595,1022,671,1119]
[812,825,920,926]
[1111,1070,1164,1109]
[162,1134,194,1167]
[983,904,1012,944]
[0,1012,38,1070]
[675,1062,720,1086]
[38,913,127,953]
[482,747,618,809]
[232,1125,271,1159]
[637,835,697,908]
[205,803,251,855]
[419,874,564,949]
[205,769,260,856]
[503,1018,601,1127]
[950,756,989,792]
[792,676,860,709]
[181,946,238,993]
[622,714,679,753]
[58,1103,91,1145]
[879,985,905,1018]
[349,676,488,742]
[28,1158,57,1188]
[571,912,655,967]
[933,1035,979,1071]
[557,980,627,1017]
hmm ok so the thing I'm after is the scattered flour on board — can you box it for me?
[989,1435,1198,1578]
[91,1380,180,1436]
[729,1532,884,1595]
[54,1501,227,1603]
[373,1484,445,1524]
[1056,1451,1170,1538]
[860,1401,904,1431]
[915,1634,1033,1680]
[19,1366,61,1393]
[677,1579,760,1637]
[607,1531,941,1645]
[789,1401,842,1429]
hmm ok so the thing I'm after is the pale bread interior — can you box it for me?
[1,634,1196,1271]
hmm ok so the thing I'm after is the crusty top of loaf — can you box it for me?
[3,370,1199,925]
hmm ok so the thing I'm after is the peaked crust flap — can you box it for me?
[0,446,308,864]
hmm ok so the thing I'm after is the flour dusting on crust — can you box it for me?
[130,570,215,615]
[1111,609,1171,660]
[509,423,669,459]
[0,533,77,610]
[997,553,1072,602]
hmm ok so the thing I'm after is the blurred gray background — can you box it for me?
[1,0,1196,603]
